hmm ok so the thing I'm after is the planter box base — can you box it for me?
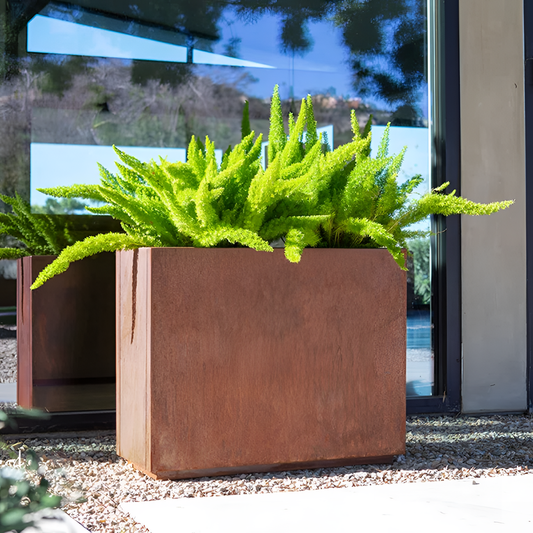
[32,382,116,412]
[135,455,395,481]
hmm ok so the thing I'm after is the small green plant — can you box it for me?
[0,411,61,533]
[30,86,513,289]
[0,193,119,262]
[0,193,75,259]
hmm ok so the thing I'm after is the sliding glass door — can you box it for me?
[0,0,451,405]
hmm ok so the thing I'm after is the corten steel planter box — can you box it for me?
[17,253,116,412]
[117,247,406,480]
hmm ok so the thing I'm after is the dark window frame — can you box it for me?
[407,0,461,415]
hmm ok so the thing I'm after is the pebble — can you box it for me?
[0,330,16,383]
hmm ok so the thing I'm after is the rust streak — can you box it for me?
[131,249,139,344]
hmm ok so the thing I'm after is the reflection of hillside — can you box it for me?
[1,61,400,205]
[3,66,396,139]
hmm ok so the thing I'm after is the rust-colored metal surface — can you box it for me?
[117,248,406,479]
[17,254,116,412]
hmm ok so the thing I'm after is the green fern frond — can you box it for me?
[31,233,140,289]
[37,184,105,203]
[268,85,286,165]
[241,100,251,139]
[284,228,319,263]
[351,110,360,140]
[305,94,318,149]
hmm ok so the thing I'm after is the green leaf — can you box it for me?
[241,100,251,139]
[267,85,286,165]
[31,233,140,289]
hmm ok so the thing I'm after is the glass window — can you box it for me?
[0,0,433,396]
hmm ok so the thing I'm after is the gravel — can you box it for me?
[1,414,533,532]
[2,333,533,531]
[0,326,16,384]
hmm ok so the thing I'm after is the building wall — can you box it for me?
[459,0,527,412]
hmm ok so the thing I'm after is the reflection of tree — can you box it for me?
[334,0,426,125]
[1,0,427,206]
[409,237,430,305]
[32,198,90,215]
[0,60,41,212]
[232,1,426,123]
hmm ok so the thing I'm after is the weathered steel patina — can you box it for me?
[17,253,116,412]
[117,247,406,479]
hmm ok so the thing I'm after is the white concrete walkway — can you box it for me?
[24,509,89,532]
[0,382,16,402]
[121,474,533,533]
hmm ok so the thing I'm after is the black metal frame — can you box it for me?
[524,0,533,412]
[407,0,462,415]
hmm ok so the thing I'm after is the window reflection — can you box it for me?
[0,0,433,397]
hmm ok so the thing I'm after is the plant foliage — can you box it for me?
[0,411,61,533]
[0,193,75,260]
[31,86,513,289]
[0,194,116,262]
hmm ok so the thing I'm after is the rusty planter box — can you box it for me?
[117,247,406,480]
[17,254,116,412]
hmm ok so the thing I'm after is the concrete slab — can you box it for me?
[121,474,533,533]
[22,508,89,532]
[0,382,16,402]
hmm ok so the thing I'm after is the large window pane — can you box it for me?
[0,0,433,396]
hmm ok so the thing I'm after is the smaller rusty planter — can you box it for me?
[17,254,116,412]
[117,247,406,480]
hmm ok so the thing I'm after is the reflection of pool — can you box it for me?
[407,310,433,397]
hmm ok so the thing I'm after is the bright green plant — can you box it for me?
[31,87,329,288]
[31,86,513,289]
[309,115,512,268]
[0,193,76,259]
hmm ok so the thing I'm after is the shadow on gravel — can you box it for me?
[0,326,16,339]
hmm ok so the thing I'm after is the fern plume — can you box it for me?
[29,86,514,286]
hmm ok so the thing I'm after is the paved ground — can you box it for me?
[0,382,15,402]
[121,474,533,533]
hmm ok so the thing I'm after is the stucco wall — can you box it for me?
[459,0,527,412]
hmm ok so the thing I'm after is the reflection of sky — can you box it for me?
[371,126,430,233]
[27,8,428,115]
[28,15,188,63]
[28,15,274,68]
[31,144,195,205]
[215,12,353,100]
[31,125,428,214]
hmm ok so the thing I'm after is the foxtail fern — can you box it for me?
[31,86,513,288]
[312,115,513,268]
